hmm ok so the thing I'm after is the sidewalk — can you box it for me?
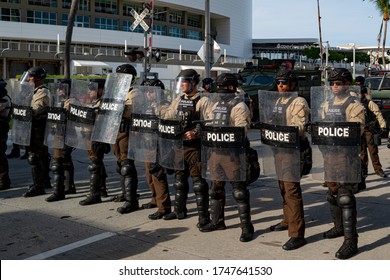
[1,130,390,260]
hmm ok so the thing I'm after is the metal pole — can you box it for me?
[205,0,211,77]
[317,0,323,66]
[352,43,356,78]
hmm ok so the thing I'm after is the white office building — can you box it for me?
[0,0,253,83]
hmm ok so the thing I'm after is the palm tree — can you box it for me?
[366,0,389,69]
[64,0,79,79]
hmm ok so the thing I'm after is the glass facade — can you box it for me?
[27,10,56,25]
[0,8,20,22]
[28,0,57,8]
[1,1,204,41]
[95,17,118,30]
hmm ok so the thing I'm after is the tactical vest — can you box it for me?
[273,96,295,125]
[212,98,240,126]
[325,95,355,122]
[177,95,200,130]
[361,97,377,126]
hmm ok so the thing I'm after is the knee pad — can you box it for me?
[27,154,39,166]
[173,175,189,192]
[337,189,355,208]
[50,160,63,172]
[232,183,249,202]
[88,162,99,174]
[120,159,135,177]
[192,177,208,194]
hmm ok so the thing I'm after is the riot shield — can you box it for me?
[91,73,133,144]
[44,82,68,149]
[201,93,246,181]
[128,86,161,163]
[310,86,362,183]
[64,79,97,150]
[9,79,34,146]
[257,90,301,182]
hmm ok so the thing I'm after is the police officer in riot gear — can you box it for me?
[113,64,140,214]
[316,68,365,259]
[140,78,172,219]
[0,79,12,191]
[162,69,212,227]
[45,79,76,202]
[23,66,51,197]
[199,73,255,242]
[201,78,214,94]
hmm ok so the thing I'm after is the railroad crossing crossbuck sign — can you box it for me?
[130,7,150,32]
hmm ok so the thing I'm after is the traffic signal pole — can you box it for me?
[205,0,212,78]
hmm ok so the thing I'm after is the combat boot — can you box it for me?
[117,172,139,214]
[335,189,358,259]
[199,198,226,232]
[193,177,210,227]
[79,161,102,206]
[46,159,65,202]
[24,155,46,197]
[163,175,188,220]
[238,202,254,242]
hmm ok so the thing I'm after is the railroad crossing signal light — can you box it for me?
[153,49,161,63]
[124,49,145,62]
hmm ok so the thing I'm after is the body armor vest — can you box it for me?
[325,95,355,122]
[177,95,200,130]
[212,98,240,126]
[361,97,377,126]
[0,94,12,122]
[273,96,294,125]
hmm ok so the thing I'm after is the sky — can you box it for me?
[252,0,384,48]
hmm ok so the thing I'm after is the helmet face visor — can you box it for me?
[175,76,194,95]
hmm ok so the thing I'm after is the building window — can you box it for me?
[62,0,90,11]
[153,24,166,36]
[169,27,184,38]
[27,10,57,25]
[0,0,21,3]
[95,0,118,15]
[95,17,118,30]
[28,0,57,8]
[187,14,201,28]
[122,20,143,33]
[122,2,143,16]
[62,14,90,28]
[187,30,201,40]
[1,8,20,22]
[153,8,166,22]
[169,10,183,25]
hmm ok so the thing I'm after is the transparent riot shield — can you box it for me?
[64,79,97,150]
[91,73,132,144]
[9,79,34,146]
[128,86,161,163]
[157,88,185,170]
[310,86,362,183]
[201,93,246,181]
[44,82,68,149]
[257,90,301,182]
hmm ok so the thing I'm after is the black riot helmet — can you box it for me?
[328,68,353,84]
[202,77,214,86]
[0,78,7,96]
[275,69,297,83]
[177,69,200,84]
[142,78,165,90]
[215,73,238,92]
[355,75,365,85]
[27,66,47,80]
[116,64,137,76]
